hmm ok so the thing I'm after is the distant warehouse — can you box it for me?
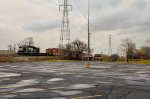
[46,48,62,56]
[0,50,16,56]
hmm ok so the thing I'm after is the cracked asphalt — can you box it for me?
[0,62,150,99]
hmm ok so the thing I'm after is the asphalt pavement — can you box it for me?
[0,62,150,99]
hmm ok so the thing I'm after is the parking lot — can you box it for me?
[0,62,150,99]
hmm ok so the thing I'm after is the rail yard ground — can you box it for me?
[0,62,150,99]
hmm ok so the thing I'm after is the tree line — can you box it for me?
[62,37,150,61]
[118,37,150,61]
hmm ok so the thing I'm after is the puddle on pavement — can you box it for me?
[11,66,19,68]
[80,73,88,75]
[52,90,82,96]
[95,81,112,84]
[125,80,144,85]
[138,74,150,80]
[49,87,65,90]
[39,69,56,73]
[119,75,150,81]
[0,88,15,92]
[15,88,45,93]
[75,75,85,78]
[51,97,67,99]
[22,72,31,74]
[0,95,16,98]
[67,84,95,89]
[19,93,30,96]
[0,72,21,78]
[92,72,126,77]
[0,79,39,89]
[137,71,147,74]
[0,69,9,71]
[0,78,10,82]
[48,78,65,82]
[91,65,112,69]
[55,72,76,75]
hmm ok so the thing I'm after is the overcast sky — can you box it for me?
[0,0,150,54]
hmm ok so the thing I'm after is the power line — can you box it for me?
[27,0,58,11]
[72,0,100,33]
[62,0,101,38]
[70,12,86,25]
[69,13,83,26]
[73,0,87,20]
[71,0,87,23]
[58,0,62,4]
[69,13,86,33]
[68,3,87,25]
[46,0,60,6]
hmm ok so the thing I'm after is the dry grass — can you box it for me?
[48,59,80,62]
[93,58,150,64]
[0,56,51,63]
[0,57,23,63]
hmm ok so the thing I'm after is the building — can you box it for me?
[46,48,62,56]
[81,53,93,61]
[94,54,108,59]
[0,50,16,56]
[94,54,107,58]
[93,54,108,61]
[18,45,40,55]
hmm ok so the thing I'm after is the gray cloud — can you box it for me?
[90,0,150,35]
[0,0,150,53]
[25,20,60,32]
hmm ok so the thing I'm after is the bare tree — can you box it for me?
[17,37,34,46]
[18,37,34,47]
[63,39,89,60]
[8,44,13,51]
[140,37,150,59]
[110,54,119,61]
[23,37,34,46]
[27,37,34,46]
[145,37,150,47]
[118,38,136,62]
[16,37,35,54]
[141,46,150,59]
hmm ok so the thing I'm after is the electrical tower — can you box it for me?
[108,35,112,56]
[59,0,72,48]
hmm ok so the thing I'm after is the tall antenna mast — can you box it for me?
[59,0,72,48]
[108,35,112,56]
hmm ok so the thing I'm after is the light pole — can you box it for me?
[86,0,91,68]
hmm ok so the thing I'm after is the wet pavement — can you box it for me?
[0,62,150,99]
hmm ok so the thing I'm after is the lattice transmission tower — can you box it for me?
[59,0,72,48]
[108,35,112,56]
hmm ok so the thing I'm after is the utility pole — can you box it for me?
[86,0,91,68]
[108,35,112,57]
[59,0,72,50]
